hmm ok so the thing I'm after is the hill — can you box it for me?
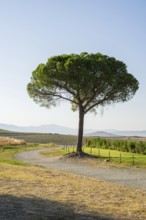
[0,129,15,133]
[0,123,94,135]
[85,131,118,137]
[0,129,78,145]
[0,123,146,137]
[105,129,146,137]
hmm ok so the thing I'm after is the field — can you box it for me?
[0,130,78,145]
[0,135,146,219]
[83,147,146,167]
[1,129,146,145]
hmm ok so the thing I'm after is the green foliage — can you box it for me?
[2,146,19,150]
[83,147,146,167]
[0,143,53,165]
[86,138,146,155]
[27,52,139,151]
[27,52,139,114]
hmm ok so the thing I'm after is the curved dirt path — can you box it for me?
[15,148,146,190]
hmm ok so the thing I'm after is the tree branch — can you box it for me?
[84,98,107,114]
[52,93,78,104]
[84,86,119,114]
[54,80,77,97]
[83,81,107,110]
[32,87,78,104]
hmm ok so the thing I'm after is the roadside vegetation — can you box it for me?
[0,137,55,165]
[1,135,146,168]
[0,136,26,147]
[41,145,146,168]
[86,137,146,154]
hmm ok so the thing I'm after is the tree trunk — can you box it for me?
[77,108,84,153]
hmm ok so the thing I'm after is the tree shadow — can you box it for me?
[0,194,115,220]
[63,151,98,159]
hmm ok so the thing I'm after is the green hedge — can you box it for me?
[86,138,146,154]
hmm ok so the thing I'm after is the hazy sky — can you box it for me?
[0,0,146,130]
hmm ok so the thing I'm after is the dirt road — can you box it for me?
[15,148,146,190]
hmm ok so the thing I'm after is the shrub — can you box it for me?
[0,136,26,147]
[86,138,146,154]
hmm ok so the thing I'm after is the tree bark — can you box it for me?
[77,107,84,152]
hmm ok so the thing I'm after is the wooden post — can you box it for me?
[132,154,135,165]
[108,151,110,160]
[120,153,122,163]
[90,147,92,154]
[98,149,100,158]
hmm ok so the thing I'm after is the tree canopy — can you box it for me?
[27,52,139,153]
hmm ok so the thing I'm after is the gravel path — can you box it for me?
[15,148,146,190]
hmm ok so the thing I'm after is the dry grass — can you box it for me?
[0,136,26,147]
[0,164,146,219]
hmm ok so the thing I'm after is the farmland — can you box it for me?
[0,129,78,145]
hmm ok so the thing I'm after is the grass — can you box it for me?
[41,146,146,168]
[83,147,146,167]
[0,145,36,165]
[0,136,26,147]
[0,129,15,133]
[0,142,56,165]
[0,131,79,145]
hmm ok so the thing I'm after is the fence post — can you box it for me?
[132,154,135,165]
[98,149,100,158]
[108,151,110,160]
[90,147,92,154]
[120,153,122,163]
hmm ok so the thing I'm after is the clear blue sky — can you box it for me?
[0,0,146,130]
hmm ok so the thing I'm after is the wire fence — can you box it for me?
[62,145,146,166]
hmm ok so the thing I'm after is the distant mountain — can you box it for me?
[0,129,15,133]
[85,131,118,137]
[105,129,146,137]
[0,123,146,137]
[85,130,146,137]
[0,123,94,135]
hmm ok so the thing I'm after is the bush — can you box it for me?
[0,136,26,147]
[86,138,146,154]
